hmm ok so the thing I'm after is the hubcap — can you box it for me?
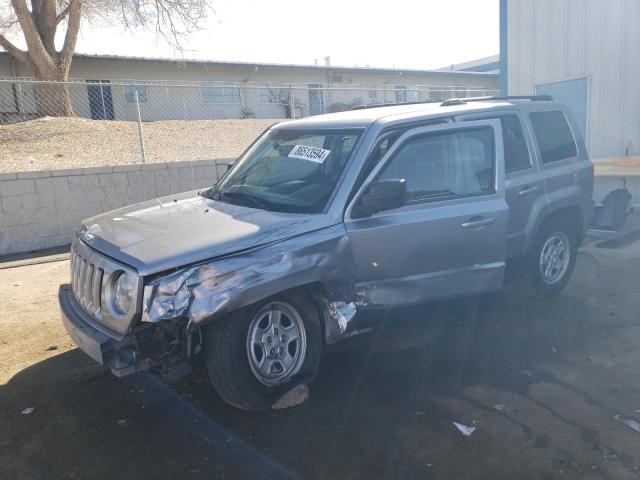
[539,232,571,285]
[246,302,306,386]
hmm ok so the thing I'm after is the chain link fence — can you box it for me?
[0,78,498,170]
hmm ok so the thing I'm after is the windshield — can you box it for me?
[215,128,363,213]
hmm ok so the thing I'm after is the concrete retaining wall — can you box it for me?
[0,160,229,256]
[1,160,637,257]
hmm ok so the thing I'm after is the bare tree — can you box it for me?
[0,0,209,116]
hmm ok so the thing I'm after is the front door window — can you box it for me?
[378,126,496,204]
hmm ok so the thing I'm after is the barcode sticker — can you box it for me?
[288,145,331,163]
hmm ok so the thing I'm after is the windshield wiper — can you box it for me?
[220,191,273,210]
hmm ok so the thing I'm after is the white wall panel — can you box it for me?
[508,0,640,157]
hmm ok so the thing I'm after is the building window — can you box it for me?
[124,82,147,104]
[259,85,272,103]
[201,85,241,104]
[529,111,578,163]
[395,85,407,103]
[368,89,378,101]
[428,87,440,101]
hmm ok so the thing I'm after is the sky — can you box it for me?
[7,0,499,70]
[80,0,499,69]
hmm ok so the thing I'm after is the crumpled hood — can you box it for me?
[80,191,334,276]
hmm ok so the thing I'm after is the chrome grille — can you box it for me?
[69,237,141,335]
[70,246,104,317]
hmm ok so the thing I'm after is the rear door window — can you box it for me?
[501,115,531,172]
[462,114,531,173]
[529,111,578,163]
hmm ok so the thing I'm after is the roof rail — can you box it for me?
[349,95,555,112]
[441,95,554,107]
[351,100,441,111]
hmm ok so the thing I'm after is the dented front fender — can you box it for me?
[142,225,358,340]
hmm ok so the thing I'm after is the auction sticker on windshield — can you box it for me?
[288,145,331,163]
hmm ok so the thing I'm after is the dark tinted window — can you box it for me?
[462,114,530,172]
[379,127,495,202]
[501,115,531,172]
[529,111,577,163]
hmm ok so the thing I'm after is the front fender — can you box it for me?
[142,224,355,327]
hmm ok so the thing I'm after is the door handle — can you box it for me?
[461,216,496,229]
[518,186,539,196]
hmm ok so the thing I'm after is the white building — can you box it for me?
[0,53,498,122]
[503,0,639,158]
[437,55,500,74]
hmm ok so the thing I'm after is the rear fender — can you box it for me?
[526,204,584,254]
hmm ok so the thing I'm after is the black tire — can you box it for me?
[205,289,322,411]
[526,215,578,297]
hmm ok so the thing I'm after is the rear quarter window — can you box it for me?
[529,111,578,163]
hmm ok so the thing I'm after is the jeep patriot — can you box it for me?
[59,96,594,410]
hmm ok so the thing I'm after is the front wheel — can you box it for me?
[205,290,322,411]
[526,217,578,297]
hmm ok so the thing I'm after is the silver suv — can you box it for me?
[59,96,593,410]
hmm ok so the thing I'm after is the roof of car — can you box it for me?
[273,97,566,130]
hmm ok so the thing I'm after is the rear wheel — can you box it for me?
[526,216,578,297]
[205,290,322,410]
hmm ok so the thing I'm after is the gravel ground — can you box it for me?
[0,117,278,173]
[1,231,640,479]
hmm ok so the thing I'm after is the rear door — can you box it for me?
[456,111,546,259]
[345,120,508,307]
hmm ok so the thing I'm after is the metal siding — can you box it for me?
[621,0,640,158]
[508,0,640,158]
[566,0,587,78]
[500,0,509,94]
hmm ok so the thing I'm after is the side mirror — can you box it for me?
[355,178,407,217]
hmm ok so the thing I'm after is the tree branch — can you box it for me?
[59,0,80,63]
[0,32,34,70]
[10,0,55,72]
[56,3,70,24]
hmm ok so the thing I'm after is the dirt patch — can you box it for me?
[0,117,277,173]
[0,259,74,385]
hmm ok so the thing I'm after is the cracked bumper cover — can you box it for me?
[58,285,143,377]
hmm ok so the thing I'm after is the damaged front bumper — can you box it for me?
[59,285,144,377]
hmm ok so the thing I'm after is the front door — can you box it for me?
[86,80,114,120]
[308,85,324,115]
[345,120,508,307]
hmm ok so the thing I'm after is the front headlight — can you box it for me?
[113,271,134,315]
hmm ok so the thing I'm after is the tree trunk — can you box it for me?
[35,83,74,117]
[5,0,82,117]
[34,74,74,117]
